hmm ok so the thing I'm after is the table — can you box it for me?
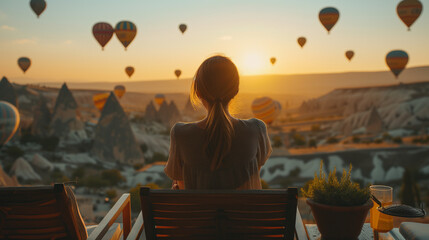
[305,223,405,240]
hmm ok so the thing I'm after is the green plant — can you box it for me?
[292,133,306,146]
[302,162,370,206]
[40,136,60,151]
[272,135,283,148]
[393,136,403,144]
[326,136,339,144]
[4,145,24,159]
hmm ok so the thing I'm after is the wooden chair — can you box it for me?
[127,187,308,240]
[0,183,131,240]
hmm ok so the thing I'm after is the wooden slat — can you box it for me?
[156,236,217,240]
[155,227,217,235]
[1,226,66,235]
[294,209,308,240]
[3,203,60,215]
[226,211,286,219]
[88,193,131,240]
[125,212,145,240]
[151,203,288,212]
[153,210,217,218]
[226,219,287,227]
[0,232,68,239]
[151,194,288,205]
[6,212,61,219]
[154,218,216,227]
[3,217,63,229]
[228,227,285,235]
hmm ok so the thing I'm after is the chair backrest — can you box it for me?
[140,187,298,240]
[0,183,87,240]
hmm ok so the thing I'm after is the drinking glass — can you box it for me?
[370,185,393,233]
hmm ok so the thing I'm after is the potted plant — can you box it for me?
[302,162,372,240]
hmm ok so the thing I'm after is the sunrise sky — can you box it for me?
[0,0,428,83]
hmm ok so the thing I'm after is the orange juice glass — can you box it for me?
[370,185,393,233]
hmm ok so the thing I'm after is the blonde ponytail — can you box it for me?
[191,56,239,171]
[204,100,234,170]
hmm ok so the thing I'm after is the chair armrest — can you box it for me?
[126,212,145,240]
[295,208,309,240]
[88,193,132,240]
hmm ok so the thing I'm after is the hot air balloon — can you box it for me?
[174,69,182,79]
[93,92,110,111]
[251,97,280,125]
[179,24,187,34]
[125,66,134,78]
[115,21,137,50]
[386,50,409,78]
[319,7,340,34]
[270,58,276,65]
[18,57,31,73]
[345,50,354,61]
[297,37,307,48]
[30,0,46,18]
[154,94,166,106]
[92,22,114,50]
[397,0,423,31]
[114,85,126,98]
[0,101,20,146]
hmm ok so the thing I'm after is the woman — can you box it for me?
[164,55,272,189]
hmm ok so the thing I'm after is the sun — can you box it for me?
[237,52,267,75]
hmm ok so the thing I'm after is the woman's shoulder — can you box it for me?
[238,118,267,131]
[171,122,202,136]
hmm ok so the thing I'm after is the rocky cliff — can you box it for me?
[91,93,144,165]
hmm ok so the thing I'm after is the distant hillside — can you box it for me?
[12,66,429,98]
[299,80,429,133]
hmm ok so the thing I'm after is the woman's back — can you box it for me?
[165,118,271,189]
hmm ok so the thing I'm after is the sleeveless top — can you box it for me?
[164,118,272,189]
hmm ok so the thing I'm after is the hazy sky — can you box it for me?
[0,0,428,83]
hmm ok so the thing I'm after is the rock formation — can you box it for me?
[31,153,54,171]
[144,101,158,122]
[168,101,182,126]
[365,107,385,134]
[49,83,87,142]
[157,101,181,127]
[9,157,41,182]
[0,165,19,186]
[0,76,18,106]
[157,101,170,125]
[31,96,52,137]
[91,93,144,165]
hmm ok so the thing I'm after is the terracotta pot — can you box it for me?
[306,198,373,240]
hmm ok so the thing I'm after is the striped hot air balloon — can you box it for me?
[125,66,134,78]
[270,58,276,65]
[18,57,31,73]
[386,50,409,78]
[319,7,340,34]
[397,0,423,31]
[115,21,137,50]
[93,92,110,111]
[30,0,46,18]
[251,97,280,125]
[0,101,20,146]
[154,94,166,106]
[114,85,126,98]
[92,22,114,50]
[345,50,354,61]
[297,37,307,48]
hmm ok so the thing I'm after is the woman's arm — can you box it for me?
[172,180,185,190]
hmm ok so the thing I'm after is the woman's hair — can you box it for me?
[191,55,239,170]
